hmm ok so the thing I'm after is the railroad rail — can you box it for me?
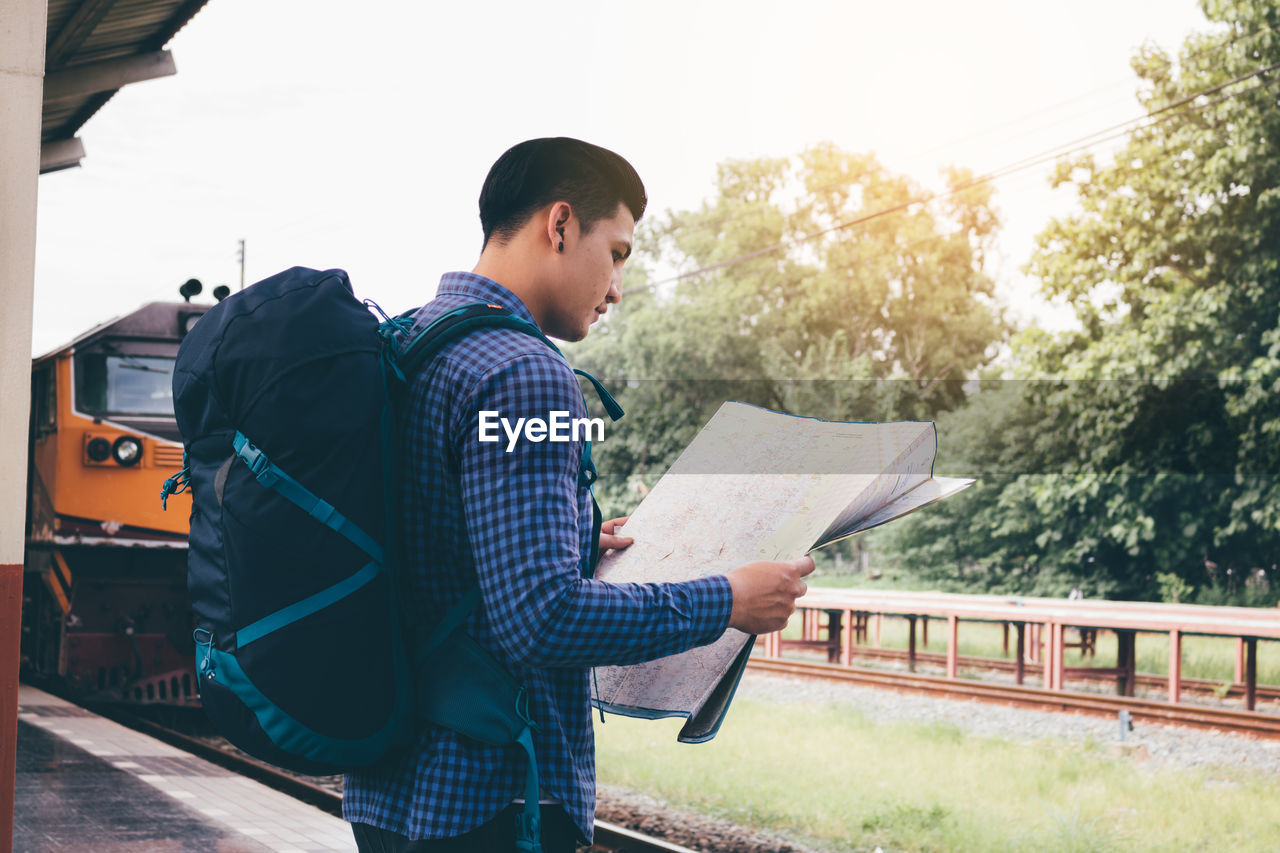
[831,644,1280,703]
[747,657,1280,739]
[103,706,698,853]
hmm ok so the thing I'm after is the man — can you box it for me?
[343,137,813,852]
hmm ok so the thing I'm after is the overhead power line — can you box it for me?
[649,24,1280,256]
[984,59,1280,180]
[637,58,1280,293]
[909,21,1280,163]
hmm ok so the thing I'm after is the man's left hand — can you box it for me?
[599,516,634,554]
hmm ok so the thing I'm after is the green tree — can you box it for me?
[571,144,1006,517]
[878,0,1280,601]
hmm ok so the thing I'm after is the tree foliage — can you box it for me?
[570,144,1006,517]
[877,0,1280,602]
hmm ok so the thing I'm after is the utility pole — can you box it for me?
[237,238,246,290]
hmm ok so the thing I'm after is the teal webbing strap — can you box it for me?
[232,431,384,565]
[396,305,623,423]
[397,306,559,377]
[570,366,620,489]
[586,494,603,579]
[234,559,382,649]
[514,726,542,853]
[195,639,403,766]
[414,587,481,658]
[578,441,598,488]
[572,368,624,421]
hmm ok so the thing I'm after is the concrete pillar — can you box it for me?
[1,2,47,850]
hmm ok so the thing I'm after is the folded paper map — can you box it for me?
[590,401,972,742]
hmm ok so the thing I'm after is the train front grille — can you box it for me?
[152,445,185,468]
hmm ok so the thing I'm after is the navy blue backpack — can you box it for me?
[166,267,620,852]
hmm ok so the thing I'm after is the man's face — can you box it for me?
[545,202,634,342]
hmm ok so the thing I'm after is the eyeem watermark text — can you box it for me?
[478,410,605,452]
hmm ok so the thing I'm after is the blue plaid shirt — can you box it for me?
[342,272,734,842]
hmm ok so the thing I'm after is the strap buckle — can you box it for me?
[233,432,279,487]
[234,434,267,475]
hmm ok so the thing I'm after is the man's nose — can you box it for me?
[606,274,622,304]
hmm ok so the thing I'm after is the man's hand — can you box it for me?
[725,555,815,634]
[599,516,634,554]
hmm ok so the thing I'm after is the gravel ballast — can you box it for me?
[734,668,1280,775]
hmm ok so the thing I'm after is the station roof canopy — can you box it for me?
[41,0,211,173]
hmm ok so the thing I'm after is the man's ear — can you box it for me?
[545,201,572,253]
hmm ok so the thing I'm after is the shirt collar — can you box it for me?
[434,271,540,329]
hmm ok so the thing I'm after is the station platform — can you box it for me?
[13,685,355,852]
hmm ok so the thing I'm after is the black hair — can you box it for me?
[478,137,647,248]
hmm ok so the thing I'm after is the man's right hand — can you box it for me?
[725,555,815,634]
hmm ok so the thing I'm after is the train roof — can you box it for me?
[33,301,211,365]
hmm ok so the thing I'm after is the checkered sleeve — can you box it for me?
[456,351,733,668]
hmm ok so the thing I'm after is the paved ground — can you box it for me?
[14,685,355,852]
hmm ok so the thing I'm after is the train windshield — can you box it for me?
[76,354,175,417]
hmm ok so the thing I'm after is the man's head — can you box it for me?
[478,137,647,249]
[473,138,647,342]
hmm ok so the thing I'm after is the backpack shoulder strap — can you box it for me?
[391,303,622,417]
[394,302,556,377]
[388,301,623,495]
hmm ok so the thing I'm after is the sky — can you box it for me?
[31,0,1213,355]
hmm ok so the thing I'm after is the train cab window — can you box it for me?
[74,353,176,417]
[30,364,56,434]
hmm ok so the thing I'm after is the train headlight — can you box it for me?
[179,312,202,337]
[112,436,143,467]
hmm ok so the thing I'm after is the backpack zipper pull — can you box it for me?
[194,629,215,680]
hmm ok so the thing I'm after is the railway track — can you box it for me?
[747,657,1280,739]
[104,707,699,853]
[833,644,1280,702]
[85,649,1280,849]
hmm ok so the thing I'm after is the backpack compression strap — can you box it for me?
[232,431,385,565]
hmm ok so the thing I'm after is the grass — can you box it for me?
[595,696,1280,851]
[782,598,1280,687]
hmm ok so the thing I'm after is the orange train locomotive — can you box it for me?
[23,299,211,705]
